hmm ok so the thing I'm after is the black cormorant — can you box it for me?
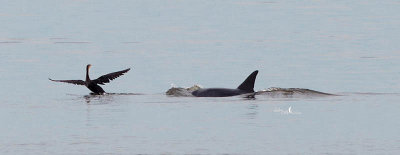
[49,64,130,95]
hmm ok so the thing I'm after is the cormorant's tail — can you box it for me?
[237,70,258,92]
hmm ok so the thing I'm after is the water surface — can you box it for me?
[1,0,400,154]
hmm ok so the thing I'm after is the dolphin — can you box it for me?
[191,70,258,97]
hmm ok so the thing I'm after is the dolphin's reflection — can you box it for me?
[241,92,256,100]
[246,103,259,119]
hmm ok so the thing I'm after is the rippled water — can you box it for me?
[1,0,400,154]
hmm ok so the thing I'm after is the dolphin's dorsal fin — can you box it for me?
[237,70,258,92]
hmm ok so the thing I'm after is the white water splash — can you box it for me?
[273,106,302,115]
[165,85,202,97]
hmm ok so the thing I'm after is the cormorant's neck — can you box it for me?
[86,66,90,82]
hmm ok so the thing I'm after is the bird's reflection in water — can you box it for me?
[83,93,142,104]
[84,94,114,104]
[81,93,143,132]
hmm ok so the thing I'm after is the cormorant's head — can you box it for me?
[87,64,92,69]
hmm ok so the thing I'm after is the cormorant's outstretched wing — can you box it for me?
[92,68,130,85]
[49,78,85,85]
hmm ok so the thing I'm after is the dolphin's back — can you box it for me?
[192,70,259,97]
[192,88,246,97]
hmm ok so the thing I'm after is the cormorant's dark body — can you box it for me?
[191,70,258,97]
[87,82,105,94]
[49,64,130,95]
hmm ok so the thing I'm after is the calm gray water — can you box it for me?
[1,0,400,154]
